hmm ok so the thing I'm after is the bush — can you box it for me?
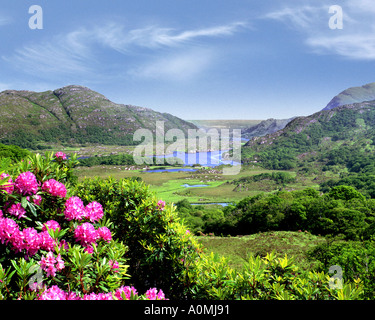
[72,177,203,299]
[187,251,364,300]
[0,152,167,300]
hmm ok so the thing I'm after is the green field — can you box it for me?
[197,231,326,271]
[75,163,322,204]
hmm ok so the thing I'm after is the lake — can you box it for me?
[154,150,240,167]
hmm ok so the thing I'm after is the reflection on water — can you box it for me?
[181,184,209,188]
[154,150,240,167]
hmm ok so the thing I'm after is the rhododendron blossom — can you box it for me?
[109,260,119,272]
[8,203,27,219]
[84,201,104,222]
[157,200,166,211]
[145,288,166,300]
[64,196,86,221]
[14,171,39,196]
[97,226,112,243]
[42,179,67,198]
[42,220,61,232]
[55,152,67,160]
[0,217,20,245]
[115,286,138,300]
[74,222,99,247]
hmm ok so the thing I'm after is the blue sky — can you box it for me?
[1,0,375,120]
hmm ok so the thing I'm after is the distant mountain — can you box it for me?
[323,82,375,111]
[0,85,197,148]
[241,117,295,140]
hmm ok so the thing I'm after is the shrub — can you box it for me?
[187,251,364,300]
[72,177,203,299]
[0,152,167,300]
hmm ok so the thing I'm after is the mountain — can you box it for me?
[0,85,197,148]
[241,117,295,140]
[243,100,375,169]
[323,82,375,111]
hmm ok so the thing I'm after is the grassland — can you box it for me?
[75,162,324,204]
[197,231,326,271]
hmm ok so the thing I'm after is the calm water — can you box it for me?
[181,184,209,188]
[154,150,240,167]
[145,168,197,173]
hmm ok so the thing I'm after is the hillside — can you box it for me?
[323,82,375,111]
[241,117,295,140]
[243,100,375,169]
[0,85,197,148]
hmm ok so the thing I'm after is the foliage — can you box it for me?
[307,238,375,299]
[72,177,203,299]
[0,152,166,300]
[187,251,364,300]
[176,186,373,240]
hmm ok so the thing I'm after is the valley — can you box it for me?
[2,82,375,299]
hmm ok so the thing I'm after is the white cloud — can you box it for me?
[264,1,375,60]
[128,48,214,81]
[3,21,246,80]
[93,21,247,51]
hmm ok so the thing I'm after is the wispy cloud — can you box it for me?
[128,48,215,81]
[94,21,247,51]
[3,21,246,80]
[264,1,375,60]
[0,15,11,26]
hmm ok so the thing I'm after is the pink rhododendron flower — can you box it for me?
[42,179,67,198]
[0,217,20,245]
[37,285,68,300]
[8,203,26,219]
[0,173,14,194]
[84,201,104,222]
[22,227,41,256]
[55,152,67,160]
[38,231,56,252]
[82,292,113,300]
[42,220,61,232]
[40,251,57,277]
[74,222,99,247]
[97,226,112,242]
[14,171,39,196]
[145,288,166,300]
[109,260,119,272]
[157,200,166,211]
[64,196,85,221]
[115,286,138,300]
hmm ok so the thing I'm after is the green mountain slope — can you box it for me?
[243,100,375,169]
[0,85,197,148]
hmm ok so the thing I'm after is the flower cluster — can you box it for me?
[40,252,65,277]
[54,152,67,161]
[8,203,26,219]
[14,171,39,196]
[157,200,166,211]
[37,285,167,300]
[0,218,56,257]
[145,287,166,300]
[42,179,67,198]
[64,197,104,222]
[0,154,170,301]
[74,223,112,252]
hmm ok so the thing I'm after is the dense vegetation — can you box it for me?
[176,186,374,240]
[242,102,375,170]
[0,150,367,300]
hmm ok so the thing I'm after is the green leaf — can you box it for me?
[21,197,28,209]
